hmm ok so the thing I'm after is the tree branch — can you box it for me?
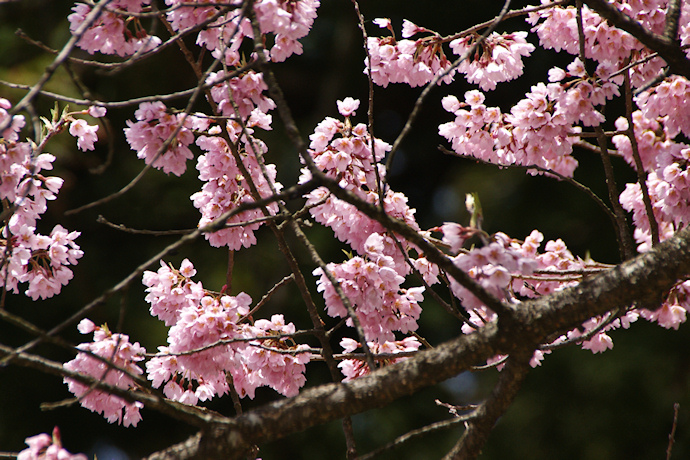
[145,225,690,459]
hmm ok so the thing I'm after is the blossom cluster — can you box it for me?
[63,319,147,427]
[17,427,87,460]
[314,233,425,343]
[447,232,538,315]
[301,99,419,269]
[192,130,281,250]
[68,0,162,57]
[124,101,203,177]
[1,99,83,300]
[366,19,456,88]
[207,70,276,120]
[337,336,421,381]
[165,0,320,64]
[527,1,668,87]
[144,259,309,404]
[450,31,535,91]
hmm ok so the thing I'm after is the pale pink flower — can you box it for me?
[337,97,360,117]
[18,427,87,460]
[69,119,99,151]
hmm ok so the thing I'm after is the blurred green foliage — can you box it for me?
[0,1,688,459]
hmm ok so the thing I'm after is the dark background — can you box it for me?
[1,1,688,459]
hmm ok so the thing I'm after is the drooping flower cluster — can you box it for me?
[68,0,162,57]
[165,0,320,64]
[613,78,690,252]
[191,128,281,249]
[314,233,425,343]
[337,336,421,381]
[301,99,419,267]
[1,99,83,300]
[440,55,625,177]
[17,427,87,460]
[125,101,205,176]
[144,259,309,402]
[450,31,535,91]
[439,86,579,176]
[447,232,537,315]
[64,319,147,427]
[207,70,277,120]
[527,0,668,87]
[142,259,206,326]
[366,18,456,88]
[635,75,690,140]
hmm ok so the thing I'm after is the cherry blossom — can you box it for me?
[314,233,425,343]
[69,0,162,57]
[125,101,202,176]
[366,19,456,88]
[1,99,83,300]
[64,319,147,427]
[338,336,421,381]
[69,119,99,151]
[450,31,535,91]
[17,427,87,460]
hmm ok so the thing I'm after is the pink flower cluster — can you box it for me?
[508,231,643,354]
[447,232,537,314]
[142,259,205,326]
[614,103,690,253]
[18,427,87,460]
[301,99,419,266]
[314,233,425,343]
[562,311,639,354]
[337,336,421,381]
[191,130,281,249]
[64,319,147,427]
[165,0,319,64]
[527,1,673,88]
[619,169,688,252]
[1,99,83,300]
[366,19,456,88]
[207,70,276,120]
[439,86,578,177]
[144,259,309,401]
[450,31,535,91]
[440,58,624,177]
[510,230,588,298]
[635,76,690,139]
[125,101,203,176]
[639,281,690,330]
[69,119,99,151]
[68,0,161,57]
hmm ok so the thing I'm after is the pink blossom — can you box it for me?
[338,336,421,381]
[450,32,535,91]
[69,119,99,151]
[18,427,87,460]
[88,105,107,118]
[64,321,147,427]
[337,97,360,117]
[125,101,200,176]
[68,1,162,57]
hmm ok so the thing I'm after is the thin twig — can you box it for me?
[666,402,680,460]
[623,67,659,246]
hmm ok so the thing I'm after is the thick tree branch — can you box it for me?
[145,226,690,459]
[443,350,533,459]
